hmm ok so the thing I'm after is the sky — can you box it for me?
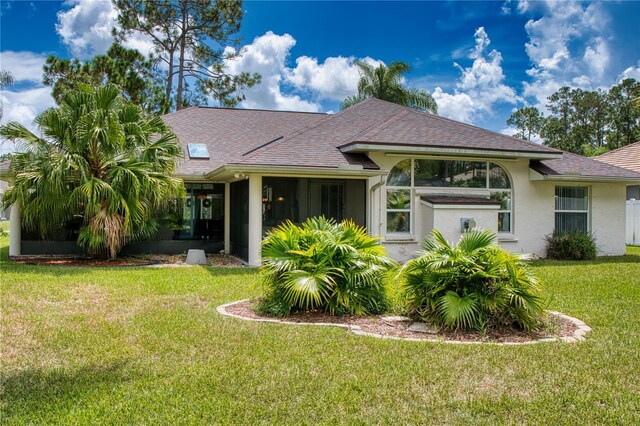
[1,0,640,154]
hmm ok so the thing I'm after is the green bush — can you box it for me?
[257,217,396,316]
[400,229,545,332]
[545,232,597,260]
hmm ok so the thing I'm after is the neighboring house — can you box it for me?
[594,141,640,246]
[2,99,639,263]
[594,141,640,200]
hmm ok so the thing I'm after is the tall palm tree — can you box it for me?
[0,84,185,259]
[341,61,438,113]
[0,70,15,120]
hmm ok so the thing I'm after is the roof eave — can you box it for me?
[534,174,640,184]
[340,143,563,160]
[206,164,384,180]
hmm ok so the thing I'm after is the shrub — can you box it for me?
[257,217,396,316]
[545,232,597,260]
[400,229,545,332]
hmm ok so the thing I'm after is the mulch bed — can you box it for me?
[226,299,577,344]
[11,254,247,268]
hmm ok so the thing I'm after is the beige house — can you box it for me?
[2,99,640,263]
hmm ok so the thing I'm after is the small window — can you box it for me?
[187,143,210,159]
[386,189,411,233]
[555,186,589,233]
[491,191,512,233]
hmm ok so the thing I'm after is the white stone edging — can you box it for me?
[217,300,592,345]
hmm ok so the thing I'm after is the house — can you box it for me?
[594,141,640,246]
[594,141,640,200]
[2,99,640,264]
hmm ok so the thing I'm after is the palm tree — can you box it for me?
[400,229,544,331]
[0,84,185,259]
[341,61,438,113]
[0,70,15,120]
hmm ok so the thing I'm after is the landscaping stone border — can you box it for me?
[217,300,592,345]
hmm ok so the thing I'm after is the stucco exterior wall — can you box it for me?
[368,154,629,260]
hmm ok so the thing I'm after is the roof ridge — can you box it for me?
[346,109,413,144]
[162,105,328,117]
[403,107,561,153]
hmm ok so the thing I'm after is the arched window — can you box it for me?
[386,159,513,234]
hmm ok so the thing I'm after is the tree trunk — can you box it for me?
[166,51,174,108]
[175,4,187,110]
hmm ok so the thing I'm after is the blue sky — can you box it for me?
[1,0,640,153]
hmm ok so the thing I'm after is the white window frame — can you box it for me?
[554,185,590,233]
[384,159,513,239]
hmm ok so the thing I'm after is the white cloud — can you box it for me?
[56,0,153,59]
[223,32,320,112]
[431,27,518,124]
[56,0,117,59]
[431,89,475,123]
[0,51,47,83]
[287,56,382,101]
[619,63,640,81]
[223,31,384,112]
[1,87,56,152]
[521,1,612,110]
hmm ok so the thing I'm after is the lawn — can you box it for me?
[1,234,639,425]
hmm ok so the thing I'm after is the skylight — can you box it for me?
[187,143,210,159]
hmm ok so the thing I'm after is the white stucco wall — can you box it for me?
[368,154,630,260]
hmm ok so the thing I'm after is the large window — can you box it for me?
[555,186,589,233]
[386,159,512,235]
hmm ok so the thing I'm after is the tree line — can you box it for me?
[507,78,640,156]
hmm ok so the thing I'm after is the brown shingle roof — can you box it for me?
[343,102,561,155]
[161,106,327,176]
[532,151,640,179]
[594,141,640,173]
[234,99,560,169]
[164,99,636,181]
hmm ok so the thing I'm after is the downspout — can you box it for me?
[369,174,387,237]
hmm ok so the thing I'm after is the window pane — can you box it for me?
[387,159,411,187]
[489,163,511,189]
[490,191,511,210]
[555,212,588,233]
[387,189,411,209]
[414,160,486,187]
[555,186,588,210]
[387,211,411,233]
[498,212,511,233]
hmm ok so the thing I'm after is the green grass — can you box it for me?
[1,240,639,425]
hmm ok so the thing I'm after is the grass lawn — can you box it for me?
[1,235,639,425]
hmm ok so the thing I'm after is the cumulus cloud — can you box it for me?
[431,27,518,124]
[288,55,382,101]
[1,87,56,152]
[619,62,640,81]
[223,32,321,112]
[521,1,613,110]
[223,31,384,112]
[0,51,47,83]
[431,89,475,123]
[56,0,153,59]
[0,52,55,141]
